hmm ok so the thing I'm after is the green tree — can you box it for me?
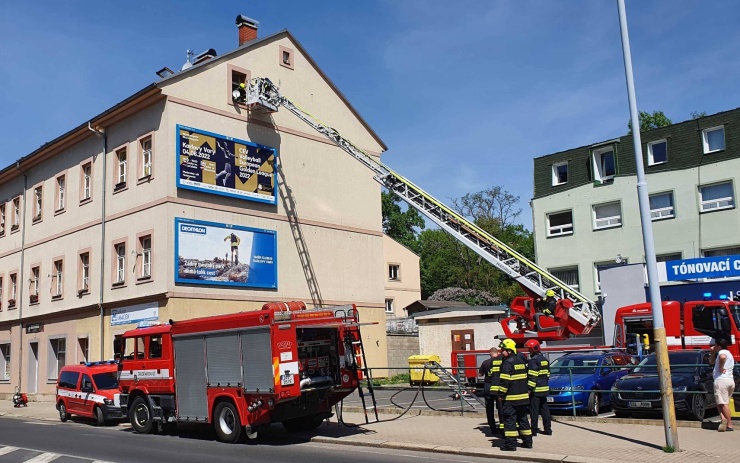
[627,110,672,133]
[690,111,707,119]
[381,191,425,252]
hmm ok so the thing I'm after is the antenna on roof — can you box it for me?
[181,49,194,71]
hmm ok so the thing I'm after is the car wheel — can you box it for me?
[130,396,156,434]
[614,409,630,418]
[586,392,600,416]
[94,406,105,426]
[689,393,706,421]
[214,402,242,444]
[58,402,69,422]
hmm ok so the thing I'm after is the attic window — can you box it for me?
[279,46,294,70]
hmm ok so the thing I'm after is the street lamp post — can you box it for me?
[616,0,679,451]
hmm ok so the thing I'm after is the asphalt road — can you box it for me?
[0,417,528,463]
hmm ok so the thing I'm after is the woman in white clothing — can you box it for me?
[710,338,736,432]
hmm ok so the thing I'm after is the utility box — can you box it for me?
[408,354,441,385]
[731,397,740,418]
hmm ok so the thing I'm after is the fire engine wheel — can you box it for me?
[214,402,242,444]
[130,397,156,434]
[58,402,69,422]
[281,414,324,432]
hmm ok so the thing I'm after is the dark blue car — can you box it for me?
[547,352,634,415]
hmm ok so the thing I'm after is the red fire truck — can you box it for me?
[118,301,370,443]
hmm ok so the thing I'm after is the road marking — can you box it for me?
[24,453,61,463]
[0,446,19,455]
[23,421,57,425]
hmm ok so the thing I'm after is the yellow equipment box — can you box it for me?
[408,354,442,385]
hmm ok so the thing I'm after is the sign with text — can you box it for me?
[111,303,159,326]
[176,125,277,204]
[662,254,740,281]
[175,218,277,289]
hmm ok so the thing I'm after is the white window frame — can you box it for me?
[141,138,152,178]
[702,126,725,154]
[117,150,127,185]
[592,201,622,230]
[388,264,400,281]
[83,164,92,200]
[592,146,616,183]
[699,181,735,213]
[547,210,574,237]
[649,192,675,220]
[142,237,152,278]
[81,253,90,291]
[10,274,17,300]
[0,343,10,380]
[385,298,394,314]
[34,187,42,219]
[647,139,668,166]
[12,198,19,227]
[549,266,580,292]
[47,337,66,381]
[57,176,66,210]
[54,260,63,297]
[116,244,126,283]
[31,267,39,296]
[552,161,568,186]
[0,204,5,234]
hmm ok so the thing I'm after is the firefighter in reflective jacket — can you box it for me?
[525,339,552,436]
[479,347,503,435]
[498,338,532,451]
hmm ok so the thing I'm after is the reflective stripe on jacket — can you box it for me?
[499,353,529,405]
[527,352,550,396]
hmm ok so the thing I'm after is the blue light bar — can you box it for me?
[703,292,712,300]
[719,294,728,300]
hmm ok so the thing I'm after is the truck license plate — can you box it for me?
[546,397,554,403]
[627,401,651,408]
[280,374,295,386]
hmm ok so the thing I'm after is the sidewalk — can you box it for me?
[1,400,737,462]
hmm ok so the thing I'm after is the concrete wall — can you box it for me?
[417,318,504,368]
[385,333,420,377]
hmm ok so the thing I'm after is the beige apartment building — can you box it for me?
[383,235,421,318]
[0,17,392,399]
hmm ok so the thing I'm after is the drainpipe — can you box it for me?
[88,122,107,361]
[14,162,28,390]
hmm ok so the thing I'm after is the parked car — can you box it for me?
[547,351,634,416]
[56,361,124,425]
[610,350,740,421]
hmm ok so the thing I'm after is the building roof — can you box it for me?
[404,300,469,316]
[412,305,508,320]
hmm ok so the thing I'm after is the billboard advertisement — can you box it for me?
[176,124,277,204]
[175,218,277,289]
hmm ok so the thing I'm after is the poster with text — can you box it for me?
[175,218,277,289]
[176,125,277,204]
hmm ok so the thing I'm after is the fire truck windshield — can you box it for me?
[93,372,119,390]
[730,305,740,329]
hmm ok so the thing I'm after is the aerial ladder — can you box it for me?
[239,78,601,343]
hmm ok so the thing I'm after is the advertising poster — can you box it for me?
[175,218,277,289]
[176,124,277,204]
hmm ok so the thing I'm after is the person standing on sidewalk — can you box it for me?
[525,339,552,436]
[479,347,502,436]
[710,338,735,432]
[498,338,533,451]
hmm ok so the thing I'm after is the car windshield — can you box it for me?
[550,357,600,375]
[633,353,701,374]
[93,372,119,390]
[731,305,740,330]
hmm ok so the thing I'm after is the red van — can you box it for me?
[56,361,124,425]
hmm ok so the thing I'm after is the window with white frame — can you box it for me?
[140,235,151,278]
[549,266,580,291]
[592,146,616,183]
[388,264,399,281]
[33,186,42,220]
[594,260,627,293]
[385,298,394,314]
[78,338,89,364]
[699,181,734,212]
[54,260,63,297]
[552,162,568,186]
[547,210,574,237]
[702,246,740,258]
[0,204,4,234]
[12,198,19,229]
[82,163,92,200]
[0,276,3,307]
[116,149,127,186]
[141,138,152,178]
[647,139,667,165]
[116,244,126,284]
[656,252,682,263]
[10,274,17,302]
[47,338,66,380]
[649,192,675,220]
[0,344,10,380]
[56,175,66,211]
[80,252,90,291]
[31,266,39,297]
[593,201,622,229]
[702,126,725,154]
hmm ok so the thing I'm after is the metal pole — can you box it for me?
[569,367,576,417]
[616,0,679,450]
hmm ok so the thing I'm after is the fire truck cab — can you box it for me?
[118,301,366,443]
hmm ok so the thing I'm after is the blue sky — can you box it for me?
[2,1,740,230]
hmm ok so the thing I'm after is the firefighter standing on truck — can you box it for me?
[498,338,532,451]
[479,346,502,436]
[525,339,552,436]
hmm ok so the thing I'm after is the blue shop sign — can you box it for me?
[665,255,740,281]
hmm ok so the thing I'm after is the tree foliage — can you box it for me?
[381,191,425,252]
[690,111,707,119]
[627,110,672,133]
[428,287,501,306]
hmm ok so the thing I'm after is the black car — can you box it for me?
[610,350,739,420]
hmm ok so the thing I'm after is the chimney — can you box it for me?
[236,15,259,46]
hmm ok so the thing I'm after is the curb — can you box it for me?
[552,415,706,429]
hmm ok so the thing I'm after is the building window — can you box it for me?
[388,264,400,281]
[703,246,740,258]
[81,162,92,201]
[647,139,667,165]
[0,276,3,310]
[79,252,90,293]
[9,273,17,307]
[139,235,152,279]
[0,343,10,380]
[547,210,574,237]
[56,175,66,211]
[702,126,725,154]
[48,338,66,380]
[656,252,682,263]
[699,181,734,212]
[0,204,5,235]
[549,266,580,291]
[592,146,616,183]
[115,243,126,284]
[140,137,153,178]
[593,201,622,229]
[649,192,675,220]
[229,65,250,104]
[385,298,394,314]
[78,338,89,364]
[30,266,39,303]
[12,197,20,231]
[116,149,127,188]
[552,162,568,186]
[594,260,627,293]
[279,45,294,70]
[53,259,63,298]
[33,186,42,221]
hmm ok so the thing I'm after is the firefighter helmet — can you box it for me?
[500,338,516,352]
[524,339,541,352]
[545,290,556,297]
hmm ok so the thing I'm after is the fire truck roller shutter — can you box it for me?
[174,335,209,420]
[206,333,242,387]
[241,328,273,392]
